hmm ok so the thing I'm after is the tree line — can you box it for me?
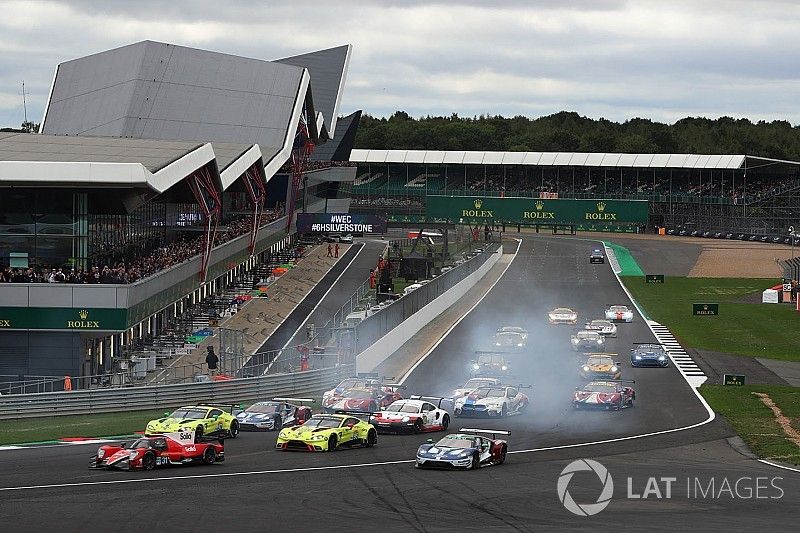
[354,111,800,160]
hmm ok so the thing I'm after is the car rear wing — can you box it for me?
[207,404,240,415]
[272,397,316,405]
[603,379,636,383]
[334,410,378,420]
[583,352,618,357]
[516,384,532,389]
[409,395,454,410]
[460,428,511,438]
[383,383,407,391]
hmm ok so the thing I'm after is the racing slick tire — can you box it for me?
[441,414,450,431]
[194,425,204,442]
[364,429,377,448]
[470,452,480,470]
[518,400,528,413]
[499,404,507,418]
[413,419,424,434]
[202,446,217,465]
[142,452,156,471]
[498,445,507,465]
[272,415,282,431]
[327,434,338,452]
[228,420,240,438]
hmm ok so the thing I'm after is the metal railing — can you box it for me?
[0,364,355,420]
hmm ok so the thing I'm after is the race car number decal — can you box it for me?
[156,457,169,465]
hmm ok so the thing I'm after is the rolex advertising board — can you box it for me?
[0,307,127,331]
[425,196,648,226]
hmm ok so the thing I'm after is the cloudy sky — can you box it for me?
[2,0,800,128]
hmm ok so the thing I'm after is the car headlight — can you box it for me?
[658,355,666,361]
[582,366,590,372]
[472,364,480,370]
[501,365,508,371]
[495,342,501,346]
[402,416,410,423]
[635,355,642,360]
[597,339,603,344]
[97,448,105,459]
[571,339,579,344]
[311,434,326,441]
[611,366,618,372]
[128,451,138,460]
[517,342,523,347]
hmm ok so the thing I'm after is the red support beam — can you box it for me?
[242,164,267,255]
[286,118,315,233]
[186,166,221,282]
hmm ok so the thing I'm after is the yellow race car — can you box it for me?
[579,354,622,381]
[145,405,240,441]
[276,413,377,452]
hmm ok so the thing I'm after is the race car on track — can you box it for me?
[605,304,634,322]
[454,385,529,418]
[548,307,578,324]
[450,377,503,399]
[89,431,224,471]
[630,343,669,367]
[275,413,377,451]
[370,396,452,434]
[579,354,622,380]
[570,330,605,351]
[415,428,510,469]
[469,353,510,377]
[572,380,635,410]
[235,398,314,431]
[322,376,384,404]
[584,319,617,337]
[493,326,528,350]
[145,405,239,441]
[322,385,404,413]
[589,249,605,264]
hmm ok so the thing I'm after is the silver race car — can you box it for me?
[548,307,578,324]
[571,330,606,351]
[584,319,617,337]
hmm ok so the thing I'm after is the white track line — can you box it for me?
[398,239,522,385]
[758,459,800,473]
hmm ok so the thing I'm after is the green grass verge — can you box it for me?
[622,276,800,361]
[700,384,800,465]
[0,409,165,445]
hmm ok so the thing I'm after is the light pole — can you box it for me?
[790,226,796,262]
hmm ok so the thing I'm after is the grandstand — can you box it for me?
[350,149,800,234]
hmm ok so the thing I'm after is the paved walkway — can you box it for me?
[149,243,350,381]
[374,240,517,381]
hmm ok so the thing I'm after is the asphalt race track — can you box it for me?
[1,236,798,532]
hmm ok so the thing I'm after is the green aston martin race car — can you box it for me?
[275,413,377,451]
[145,405,240,441]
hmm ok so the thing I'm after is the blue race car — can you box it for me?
[415,428,509,469]
[590,249,605,263]
[630,343,669,367]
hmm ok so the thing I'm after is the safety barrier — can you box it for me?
[0,364,354,420]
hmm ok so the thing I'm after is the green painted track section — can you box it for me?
[604,241,644,276]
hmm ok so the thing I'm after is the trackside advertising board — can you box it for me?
[425,196,648,225]
[296,213,387,234]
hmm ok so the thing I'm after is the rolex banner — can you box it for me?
[425,196,648,225]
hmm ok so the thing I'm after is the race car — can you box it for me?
[454,385,529,418]
[450,377,503,399]
[415,428,510,469]
[322,376,384,404]
[605,304,634,322]
[322,385,404,413]
[589,249,605,264]
[145,405,239,441]
[370,396,452,434]
[630,343,669,367]
[573,380,636,410]
[493,326,528,350]
[469,353,510,377]
[579,354,622,380]
[89,431,224,471]
[584,319,617,337]
[235,398,313,431]
[548,307,578,324]
[275,413,377,451]
[570,330,605,351]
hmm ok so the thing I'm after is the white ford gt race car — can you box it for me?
[548,307,578,324]
[454,385,530,418]
[605,305,634,322]
[370,396,452,434]
[451,377,503,399]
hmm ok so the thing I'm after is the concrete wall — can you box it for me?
[356,245,502,373]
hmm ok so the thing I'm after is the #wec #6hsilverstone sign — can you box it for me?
[296,213,387,234]
[425,196,648,225]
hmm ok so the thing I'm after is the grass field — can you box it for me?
[622,276,800,361]
[0,409,165,445]
[700,384,800,465]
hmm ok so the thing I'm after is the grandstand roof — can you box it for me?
[0,132,259,194]
[350,150,798,170]
[40,40,351,180]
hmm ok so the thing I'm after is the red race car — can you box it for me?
[322,385,405,413]
[573,380,636,411]
[89,431,224,471]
